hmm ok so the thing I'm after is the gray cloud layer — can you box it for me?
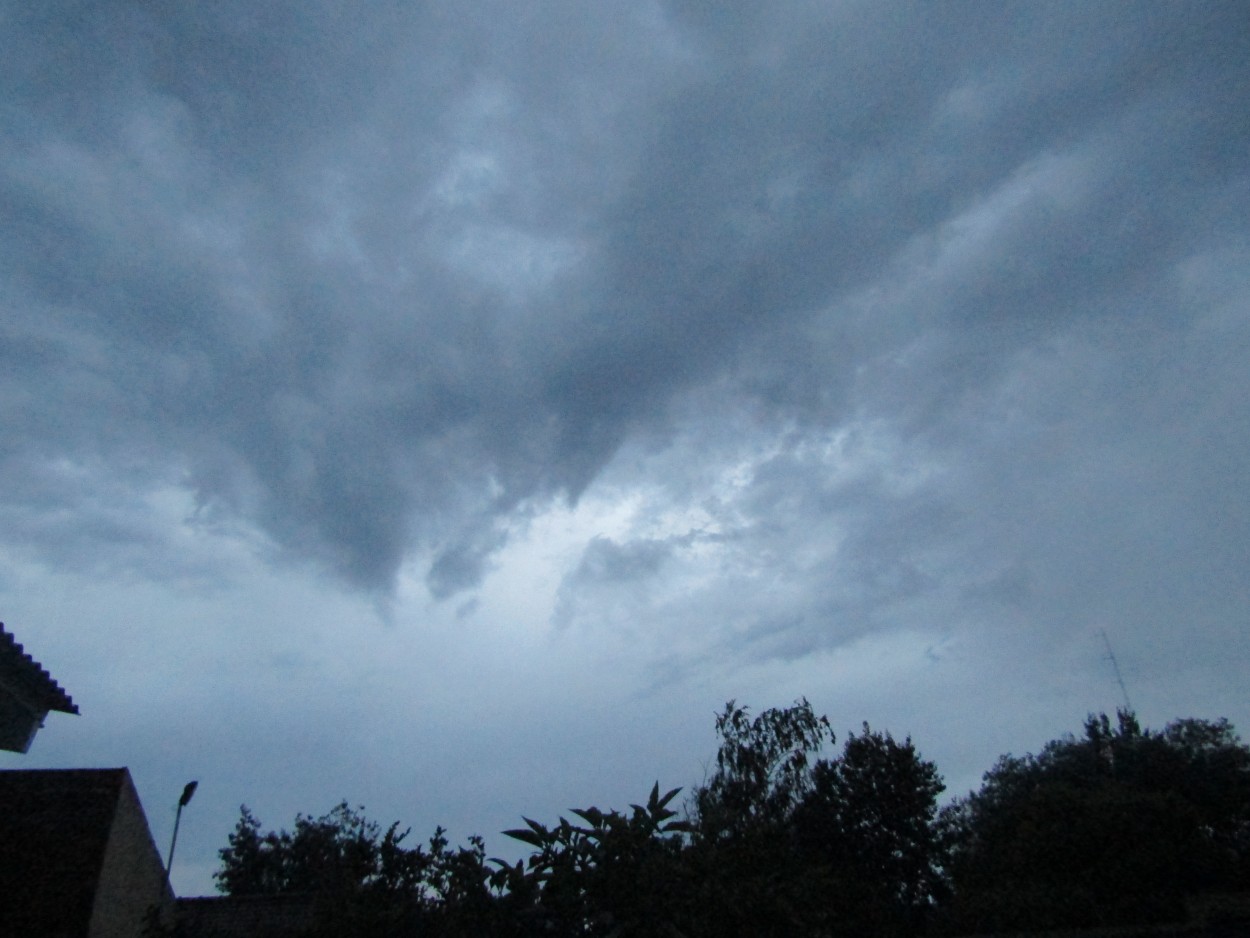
[3,0,1248,647]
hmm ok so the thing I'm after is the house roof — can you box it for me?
[0,768,131,935]
[0,622,78,714]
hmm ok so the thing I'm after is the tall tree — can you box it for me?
[685,699,837,937]
[795,724,947,935]
[692,698,834,842]
[943,711,1250,933]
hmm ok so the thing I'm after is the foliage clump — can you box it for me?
[941,710,1250,933]
[211,703,1250,936]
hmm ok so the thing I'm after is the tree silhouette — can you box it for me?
[207,703,1250,937]
[795,723,947,935]
[942,710,1250,932]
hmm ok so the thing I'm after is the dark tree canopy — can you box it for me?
[216,802,422,897]
[684,699,838,937]
[215,803,498,937]
[795,723,948,934]
[692,697,834,842]
[498,781,692,935]
[942,710,1250,933]
[679,701,948,937]
[206,703,1250,938]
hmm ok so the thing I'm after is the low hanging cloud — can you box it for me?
[2,0,1247,629]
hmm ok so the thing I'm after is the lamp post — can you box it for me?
[165,780,198,876]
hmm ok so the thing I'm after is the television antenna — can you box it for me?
[1100,630,1133,713]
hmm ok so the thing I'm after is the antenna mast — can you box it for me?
[1100,629,1133,713]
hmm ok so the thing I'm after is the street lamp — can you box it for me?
[165,780,198,876]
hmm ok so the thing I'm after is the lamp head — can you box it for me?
[179,780,198,807]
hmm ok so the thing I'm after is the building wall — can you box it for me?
[0,768,118,936]
[88,772,174,938]
[0,672,47,752]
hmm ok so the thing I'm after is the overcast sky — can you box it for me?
[3,1,1248,897]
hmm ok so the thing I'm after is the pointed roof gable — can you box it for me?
[0,622,79,752]
[0,622,78,714]
[0,768,174,936]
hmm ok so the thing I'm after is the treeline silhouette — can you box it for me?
[206,701,1250,936]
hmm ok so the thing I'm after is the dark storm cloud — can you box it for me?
[3,0,1248,610]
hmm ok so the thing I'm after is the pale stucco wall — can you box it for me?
[89,771,174,938]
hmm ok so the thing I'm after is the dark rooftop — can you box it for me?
[0,768,130,935]
[0,621,79,715]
